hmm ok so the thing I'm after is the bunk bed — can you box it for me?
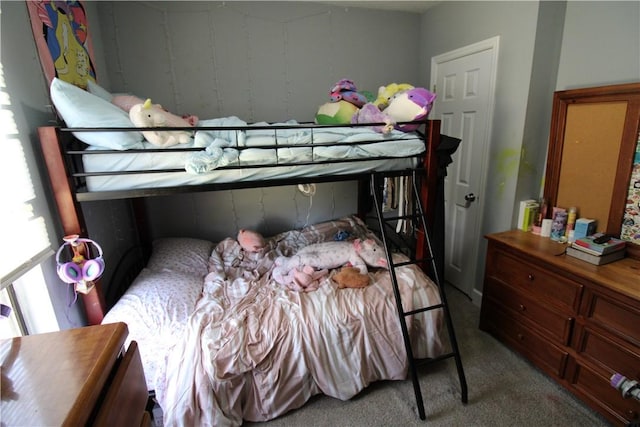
[39,95,467,426]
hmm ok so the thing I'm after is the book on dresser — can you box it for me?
[565,245,626,265]
[571,233,626,256]
[517,199,539,231]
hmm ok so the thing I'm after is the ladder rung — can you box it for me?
[389,256,433,269]
[369,171,467,419]
[404,303,444,317]
[414,351,458,367]
[390,260,416,268]
[380,213,421,222]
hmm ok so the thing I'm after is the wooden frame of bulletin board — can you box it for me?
[544,82,640,259]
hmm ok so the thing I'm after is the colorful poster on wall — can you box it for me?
[26,0,96,89]
[620,131,640,245]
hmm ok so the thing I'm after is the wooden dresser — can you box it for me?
[0,322,151,426]
[480,230,640,426]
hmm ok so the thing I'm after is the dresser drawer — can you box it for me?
[568,359,640,425]
[480,304,568,379]
[483,230,640,425]
[574,324,640,381]
[484,278,574,345]
[487,247,582,311]
[94,341,149,427]
[581,288,640,346]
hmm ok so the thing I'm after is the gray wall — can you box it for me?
[3,0,639,327]
[419,0,639,299]
[557,1,640,89]
[96,1,422,241]
[419,1,542,300]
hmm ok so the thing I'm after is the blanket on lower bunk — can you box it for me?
[103,217,443,426]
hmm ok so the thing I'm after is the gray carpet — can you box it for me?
[243,285,610,427]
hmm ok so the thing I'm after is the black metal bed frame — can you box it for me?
[40,120,467,421]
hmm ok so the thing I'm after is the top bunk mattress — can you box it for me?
[71,118,427,193]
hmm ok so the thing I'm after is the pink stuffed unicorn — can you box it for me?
[129,98,196,147]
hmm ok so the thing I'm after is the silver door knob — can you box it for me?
[464,193,476,208]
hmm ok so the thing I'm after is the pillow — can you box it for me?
[101,268,203,391]
[86,79,113,102]
[112,94,145,112]
[146,237,215,276]
[298,215,374,243]
[104,268,202,330]
[50,78,144,150]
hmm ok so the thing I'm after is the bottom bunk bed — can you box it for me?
[102,215,445,425]
[39,116,467,424]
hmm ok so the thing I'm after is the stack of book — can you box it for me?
[566,233,626,265]
[517,199,540,232]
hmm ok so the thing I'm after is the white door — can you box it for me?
[430,37,499,299]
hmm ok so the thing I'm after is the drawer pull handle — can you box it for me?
[517,333,524,341]
[527,274,534,281]
[628,410,637,419]
[519,304,526,312]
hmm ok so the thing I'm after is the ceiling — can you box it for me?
[320,1,441,14]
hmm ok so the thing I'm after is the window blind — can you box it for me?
[0,63,53,289]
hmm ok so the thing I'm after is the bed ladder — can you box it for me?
[370,171,468,421]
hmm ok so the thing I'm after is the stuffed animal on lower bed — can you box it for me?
[237,229,266,252]
[272,264,329,292]
[274,238,388,275]
[332,266,370,289]
[129,98,194,147]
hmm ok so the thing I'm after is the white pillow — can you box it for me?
[86,80,147,113]
[146,237,214,276]
[86,79,113,102]
[104,268,202,330]
[101,268,203,391]
[50,78,144,150]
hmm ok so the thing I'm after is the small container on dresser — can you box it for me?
[0,322,151,427]
[480,230,640,426]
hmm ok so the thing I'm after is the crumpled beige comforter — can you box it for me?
[155,225,444,427]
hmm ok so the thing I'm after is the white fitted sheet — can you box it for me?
[81,119,425,192]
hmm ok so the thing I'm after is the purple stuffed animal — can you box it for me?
[350,103,395,134]
[329,79,368,108]
[384,87,437,132]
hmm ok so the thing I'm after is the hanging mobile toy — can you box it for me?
[55,234,105,294]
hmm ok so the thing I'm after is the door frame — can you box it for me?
[430,36,499,305]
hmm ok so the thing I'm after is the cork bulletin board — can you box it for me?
[555,102,627,232]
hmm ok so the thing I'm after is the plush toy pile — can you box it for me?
[315,79,436,133]
[273,238,387,292]
[236,228,387,293]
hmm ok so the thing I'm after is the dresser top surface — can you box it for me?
[0,322,128,426]
[486,230,640,301]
